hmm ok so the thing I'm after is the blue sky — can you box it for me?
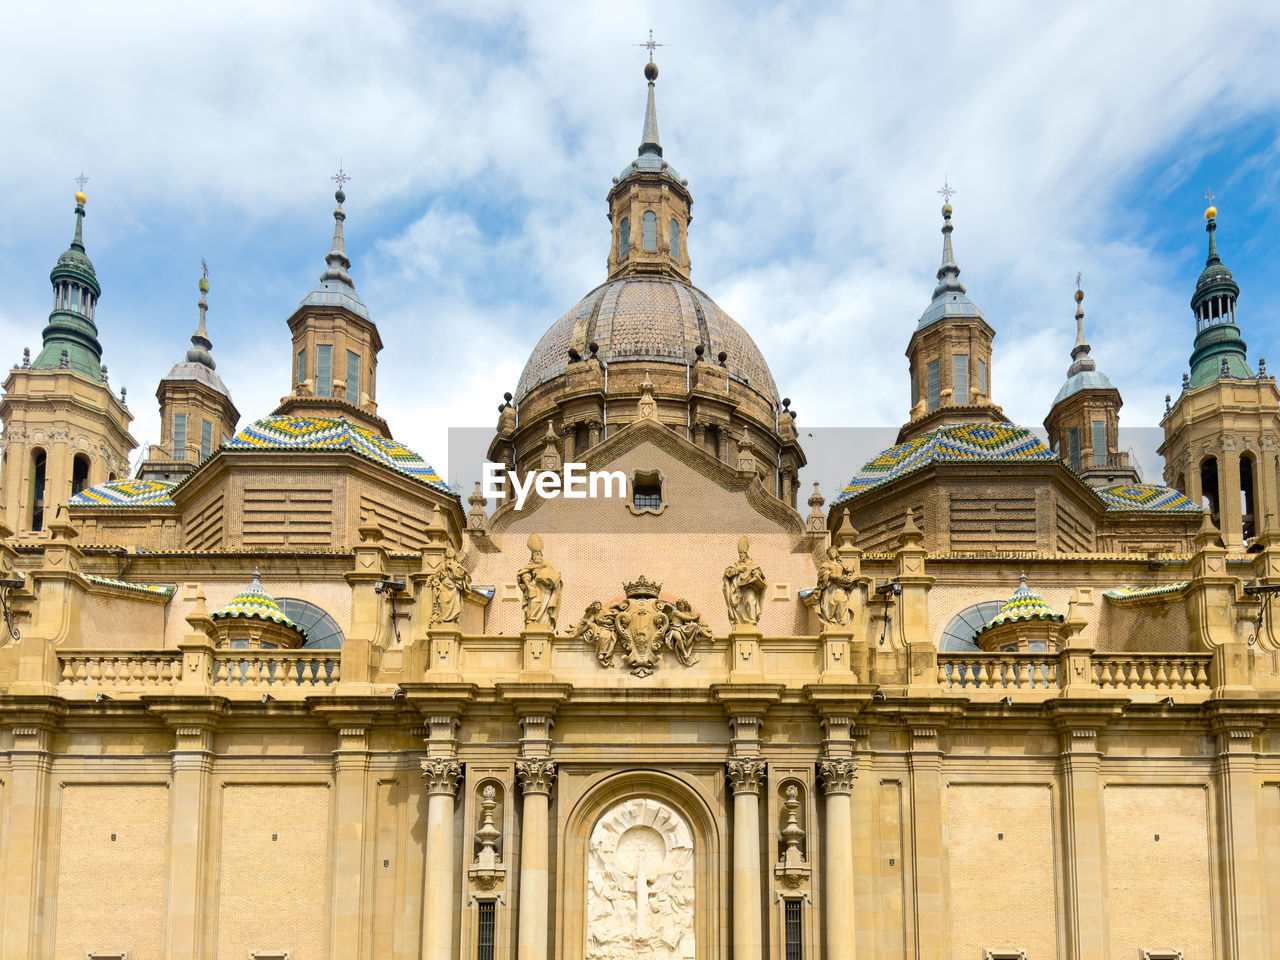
[2,1,1279,498]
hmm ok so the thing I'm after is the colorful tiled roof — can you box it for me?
[225,415,454,496]
[80,574,175,597]
[68,478,178,509]
[973,575,1063,638]
[211,571,308,641]
[1104,582,1189,602]
[1093,484,1200,513]
[833,423,1055,503]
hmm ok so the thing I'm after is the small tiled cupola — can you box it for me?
[209,570,308,649]
[972,574,1066,653]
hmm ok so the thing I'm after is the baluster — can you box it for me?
[973,660,988,688]
[1154,660,1170,689]
[214,658,229,684]
[1125,662,1140,687]
[1139,661,1155,688]
[328,659,340,684]
[1013,659,1027,688]
[1194,661,1210,688]
[1168,660,1185,689]
[61,660,74,683]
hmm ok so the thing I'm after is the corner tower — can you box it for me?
[140,263,240,481]
[0,184,135,534]
[1044,280,1138,485]
[273,171,388,436]
[605,57,693,282]
[900,188,1004,442]
[1160,197,1280,549]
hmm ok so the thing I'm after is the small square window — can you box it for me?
[628,469,666,515]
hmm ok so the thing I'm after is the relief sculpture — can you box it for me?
[573,577,712,677]
[587,797,695,960]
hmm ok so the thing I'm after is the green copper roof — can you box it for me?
[1187,213,1249,389]
[32,197,105,380]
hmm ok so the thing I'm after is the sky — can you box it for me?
[3,1,1280,499]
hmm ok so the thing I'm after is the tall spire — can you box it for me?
[1067,274,1096,374]
[639,59,662,157]
[1187,192,1249,388]
[319,165,354,289]
[932,181,966,299]
[33,180,105,379]
[185,259,215,370]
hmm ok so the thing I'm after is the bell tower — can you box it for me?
[1160,196,1280,549]
[0,182,135,535]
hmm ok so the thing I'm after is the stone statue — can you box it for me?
[429,546,470,625]
[517,533,562,630]
[576,579,712,677]
[587,798,695,959]
[815,545,859,627]
[723,536,766,626]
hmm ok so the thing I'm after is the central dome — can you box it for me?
[515,276,778,404]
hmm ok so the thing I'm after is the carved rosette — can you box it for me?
[420,757,462,796]
[726,758,767,796]
[516,758,557,796]
[818,758,858,795]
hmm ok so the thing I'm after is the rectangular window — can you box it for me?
[346,350,360,405]
[296,348,306,385]
[952,354,968,403]
[173,413,187,459]
[200,419,213,460]
[476,900,496,960]
[784,898,802,960]
[926,360,941,411]
[978,358,988,394]
[1091,421,1107,466]
[316,344,333,397]
[1068,426,1081,472]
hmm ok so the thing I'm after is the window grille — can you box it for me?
[784,898,802,960]
[476,900,496,960]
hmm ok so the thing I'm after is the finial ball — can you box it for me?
[335,188,346,205]
[941,202,953,217]
[644,60,658,81]
[1074,288,1084,303]
[1204,205,1217,220]
[74,191,87,204]
[198,277,210,293]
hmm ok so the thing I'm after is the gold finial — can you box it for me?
[634,29,667,80]
[1204,187,1217,220]
[1074,271,1084,304]
[74,171,89,205]
[937,177,955,216]
[199,257,210,294]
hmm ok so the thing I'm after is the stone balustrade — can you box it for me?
[213,650,341,687]
[1091,653,1211,691]
[938,652,1059,690]
[59,651,184,686]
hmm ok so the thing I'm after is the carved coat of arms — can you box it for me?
[573,577,712,677]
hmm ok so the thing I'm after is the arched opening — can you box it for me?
[71,454,91,497]
[618,217,630,260]
[28,448,47,532]
[939,600,1004,652]
[1200,457,1219,526]
[1241,453,1256,542]
[642,211,657,251]
[670,218,680,260]
[275,598,345,649]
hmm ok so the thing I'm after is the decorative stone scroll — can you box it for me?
[573,577,711,677]
[587,798,695,960]
[420,757,462,795]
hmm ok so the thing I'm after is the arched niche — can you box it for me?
[559,769,722,960]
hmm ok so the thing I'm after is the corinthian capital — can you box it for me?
[420,757,462,795]
[726,758,767,795]
[516,758,558,796]
[818,757,858,795]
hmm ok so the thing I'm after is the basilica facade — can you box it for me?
[2,58,1279,960]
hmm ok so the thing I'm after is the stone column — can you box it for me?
[331,725,372,959]
[819,757,857,960]
[161,719,218,960]
[1213,718,1267,958]
[1221,452,1244,548]
[515,758,557,960]
[1055,723,1108,960]
[727,759,766,960]
[420,757,462,960]
[906,725,950,959]
[1,715,57,960]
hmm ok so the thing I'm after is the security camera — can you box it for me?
[873,689,887,700]
[94,693,112,703]
[375,579,406,595]
[1004,696,1014,706]
[261,693,274,703]
[391,688,405,699]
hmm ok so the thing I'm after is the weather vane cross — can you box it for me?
[634,29,666,60]
[937,178,956,203]
[1076,271,1082,291]
[331,161,351,191]
[1204,187,1216,204]
[201,257,209,281]
[74,172,89,191]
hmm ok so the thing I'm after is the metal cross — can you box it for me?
[937,178,956,203]
[1204,187,1216,204]
[1076,271,1082,291]
[74,171,89,191]
[634,29,666,59]
[201,257,209,281]
[331,161,351,190]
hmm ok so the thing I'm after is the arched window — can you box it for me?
[618,217,630,260]
[1200,456,1219,524]
[1241,453,1256,542]
[670,219,680,259]
[29,448,47,532]
[276,598,345,649]
[71,454,91,497]
[939,600,1004,652]
[642,211,657,251]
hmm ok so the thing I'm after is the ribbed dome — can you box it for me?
[515,277,778,403]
